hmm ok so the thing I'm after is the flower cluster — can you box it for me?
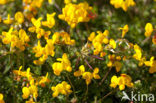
[144,57,156,73]
[110,0,136,11]
[0,0,155,102]
[107,54,122,72]
[1,28,30,51]
[28,14,55,39]
[52,53,72,75]
[32,31,75,65]
[13,66,50,102]
[51,81,72,97]
[22,0,44,20]
[110,74,134,90]
[58,2,92,28]
[74,65,100,85]
[88,30,109,56]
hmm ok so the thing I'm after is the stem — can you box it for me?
[54,3,61,12]
[66,74,77,98]
[84,59,93,70]
[83,85,88,102]
[76,26,83,43]
[98,90,114,102]
[89,55,104,60]
[99,67,112,85]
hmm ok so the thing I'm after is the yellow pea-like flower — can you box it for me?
[74,65,85,77]
[64,0,72,4]
[58,2,92,28]
[110,75,118,88]
[52,62,63,76]
[0,93,5,103]
[3,14,13,25]
[88,32,95,42]
[92,67,101,79]
[144,23,153,37]
[114,61,122,72]
[22,87,30,99]
[15,12,24,24]
[82,72,93,85]
[51,81,72,97]
[133,44,142,60]
[31,17,42,28]
[109,39,116,49]
[42,12,56,28]
[120,24,129,38]
[110,74,133,90]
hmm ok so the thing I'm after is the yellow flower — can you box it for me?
[57,53,72,72]
[3,14,13,24]
[31,17,42,28]
[33,40,44,57]
[58,2,92,28]
[110,74,133,90]
[1,28,29,51]
[93,42,102,55]
[92,67,100,79]
[82,72,93,85]
[110,0,135,11]
[51,81,72,97]
[133,44,142,60]
[42,12,56,28]
[52,62,63,76]
[26,99,35,103]
[48,0,55,4]
[0,93,5,103]
[52,53,72,75]
[1,27,13,44]
[22,87,30,99]
[15,12,24,24]
[144,23,153,37]
[44,39,55,56]
[22,80,38,99]
[74,65,85,77]
[0,0,7,4]
[64,0,72,4]
[110,75,118,88]
[122,0,136,11]
[138,57,146,67]
[120,24,129,38]
[114,61,122,72]
[109,39,116,49]
[38,72,50,87]
[51,32,75,45]
[118,74,133,90]
[33,55,47,65]
[144,57,156,73]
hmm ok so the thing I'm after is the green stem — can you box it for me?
[99,67,112,85]
[83,85,88,102]
[66,74,77,98]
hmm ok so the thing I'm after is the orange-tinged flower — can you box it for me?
[74,65,85,77]
[92,67,100,79]
[152,34,156,45]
